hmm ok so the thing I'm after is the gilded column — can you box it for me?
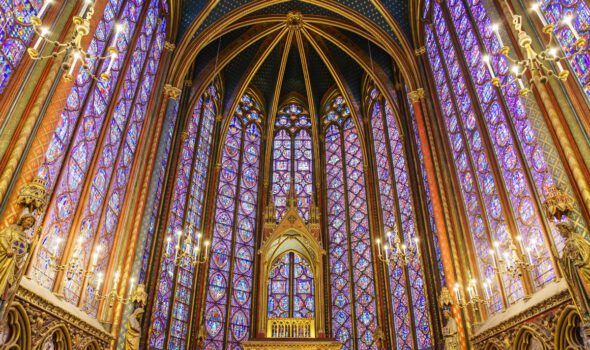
[408,88,467,350]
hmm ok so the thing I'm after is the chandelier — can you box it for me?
[26,0,124,82]
[455,235,542,310]
[165,228,210,268]
[483,1,586,95]
[94,270,137,307]
[49,236,101,281]
[489,235,542,278]
[375,231,420,267]
[454,278,493,309]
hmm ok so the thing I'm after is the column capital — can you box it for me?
[163,84,182,100]
[408,88,425,102]
[164,41,176,52]
[414,47,426,56]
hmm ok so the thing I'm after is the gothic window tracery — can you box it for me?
[322,94,377,350]
[148,83,221,350]
[368,87,433,349]
[29,0,168,315]
[202,93,263,350]
[271,102,313,221]
[423,0,558,314]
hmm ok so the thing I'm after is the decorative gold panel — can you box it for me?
[266,318,315,338]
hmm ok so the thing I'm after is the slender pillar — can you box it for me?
[408,88,468,350]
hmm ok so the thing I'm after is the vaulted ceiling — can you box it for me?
[169,0,421,126]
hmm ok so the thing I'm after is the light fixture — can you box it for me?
[488,235,541,279]
[454,278,493,309]
[49,236,101,282]
[483,1,586,95]
[26,0,125,82]
[376,230,420,267]
[94,271,137,308]
[165,227,210,268]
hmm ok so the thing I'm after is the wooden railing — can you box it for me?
[266,318,315,338]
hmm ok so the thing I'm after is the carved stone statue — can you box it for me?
[124,306,144,350]
[0,210,35,306]
[124,283,148,350]
[442,309,459,350]
[558,221,590,322]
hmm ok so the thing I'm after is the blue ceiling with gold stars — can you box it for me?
[177,0,412,44]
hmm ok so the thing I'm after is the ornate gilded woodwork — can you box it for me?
[470,284,587,350]
[0,279,112,349]
[241,339,342,350]
[256,200,326,338]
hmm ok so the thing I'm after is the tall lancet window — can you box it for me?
[424,0,557,313]
[323,94,377,350]
[367,87,433,349]
[271,102,313,221]
[203,93,263,350]
[148,83,220,350]
[0,0,40,93]
[31,0,168,314]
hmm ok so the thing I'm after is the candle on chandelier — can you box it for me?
[193,245,200,260]
[562,15,580,40]
[112,23,125,45]
[454,283,462,304]
[469,279,478,299]
[525,247,534,264]
[204,240,210,260]
[128,277,135,295]
[413,237,420,257]
[515,235,524,253]
[113,270,121,290]
[489,249,497,270]
[491,24,504,47]
[482,54,496,79]
[549,47,566,74]
[68,52,82,77]
[37,0,52,19]
[483,279,493,301]
[530,2,548,27]
[165,236,172,255]
[384,244,390,260]
[32,27,49,51]
[96,272,104,291]
[78,0,94,17]
[52,237,63,254]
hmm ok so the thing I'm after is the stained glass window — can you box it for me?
[30,0,168,311]
[423,0,558,313]
[203,93,263,350]
[367,88,433,349]
[536,0,590,98]
[148,83,220,350]
[271,103,313,221]
[323,94,377,350]
[267,252,314,319]
[0,0,40,93]
[34,0,148,287]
